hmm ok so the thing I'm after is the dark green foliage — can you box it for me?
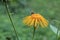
[0,0,60,40]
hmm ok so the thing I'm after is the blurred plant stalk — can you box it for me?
[2,0,19,40]
[32,26,36,40]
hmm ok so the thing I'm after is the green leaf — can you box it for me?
[50,24,60,36]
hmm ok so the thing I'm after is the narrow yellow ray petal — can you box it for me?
[23,16,31,24]
[40,18,48,27]
[35,19,38,27]
[39,15,48,27]
[29,19,35,26]
[38,19,44,27]
[26,18,33,26]
[43,20,48,27]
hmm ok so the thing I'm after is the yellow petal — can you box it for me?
[38,19,45,27]
[41,18,48,27]
[23,16,31,24]
[29,19,35,26]
[26,18,32,26]
[35,19,38,27]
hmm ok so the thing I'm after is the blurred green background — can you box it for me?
[0,0,60,40]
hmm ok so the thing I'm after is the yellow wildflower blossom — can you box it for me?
[23,13,48,28]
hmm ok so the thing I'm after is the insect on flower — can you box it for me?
[23,12,48,28]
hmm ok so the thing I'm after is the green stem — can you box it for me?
[32,27,36,40]
[3,0,19,40]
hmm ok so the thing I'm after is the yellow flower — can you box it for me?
[23,13,48,28]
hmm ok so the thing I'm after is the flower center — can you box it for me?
[31,14,41,19]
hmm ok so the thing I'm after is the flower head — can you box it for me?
[23,13,48,28]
